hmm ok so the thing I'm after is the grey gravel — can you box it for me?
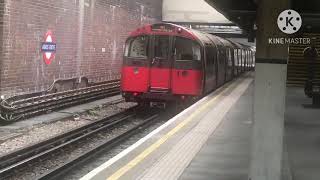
[0,120,88,156]
[1,100,180,180]
[62,118,170,180]
[8,116,147,180]
[0,101,136,156]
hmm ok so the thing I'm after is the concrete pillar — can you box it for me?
[249,0,289,179]
[76,0,85,77]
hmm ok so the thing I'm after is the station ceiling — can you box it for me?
[205,0,320,37]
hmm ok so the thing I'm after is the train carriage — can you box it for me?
[121,23,254,104]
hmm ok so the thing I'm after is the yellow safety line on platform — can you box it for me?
[107,80,240,180]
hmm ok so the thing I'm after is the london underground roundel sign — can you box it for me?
[41,31,57,65]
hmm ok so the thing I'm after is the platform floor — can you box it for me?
[180,77,252,180]
[81,73,254,180]
[285,87,320,180]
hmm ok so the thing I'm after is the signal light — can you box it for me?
[133,92,138,96]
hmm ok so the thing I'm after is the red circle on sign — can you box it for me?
[42,31,56,65]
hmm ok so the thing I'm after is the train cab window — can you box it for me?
[125,36,148,58]
[175,37,201,61]
[154,36,170,59]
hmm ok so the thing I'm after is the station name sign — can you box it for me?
[41,42,57,52]
[41,30,56,65]
[268,37,311,45]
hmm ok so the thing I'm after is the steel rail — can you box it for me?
[0,106,139,179]
[38,114,159,180]
[0,80,121,123]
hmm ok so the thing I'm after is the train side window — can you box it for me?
[234,50,238,65]
[228,49,232,66]
[248,52,250,67]
[124,41,130,56]
[242,50,246,64]
[192,43,201,61]
[238,49,242,66]
[125,36,148,58]
[220,50,225,64]
[245,51,248,68]
[175,37,201,61]
[154,36,170,59]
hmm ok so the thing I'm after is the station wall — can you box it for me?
[0,0,162,97]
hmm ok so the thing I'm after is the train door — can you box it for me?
[149,35,173,92]
[121,35,150,93]
[204,44,217,93]
[172,37,203,96]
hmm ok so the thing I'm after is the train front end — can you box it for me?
[121,23,204,104]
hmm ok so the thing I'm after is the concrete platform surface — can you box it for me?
[81,73,254,180]
[179,77,253,180]
[285,87,320,180]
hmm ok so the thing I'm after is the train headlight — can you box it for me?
[133,67,139,75]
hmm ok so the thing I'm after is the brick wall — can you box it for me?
[0,0,4,98]
[0,0,162,97]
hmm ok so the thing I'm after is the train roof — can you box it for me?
[226,40,249,50]
[128,23,198,41]
[129,23,254,51]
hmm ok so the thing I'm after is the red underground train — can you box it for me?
[121,23,254,105]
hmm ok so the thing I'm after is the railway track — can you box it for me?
[0,106,160,180]
[0,80,120,124]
